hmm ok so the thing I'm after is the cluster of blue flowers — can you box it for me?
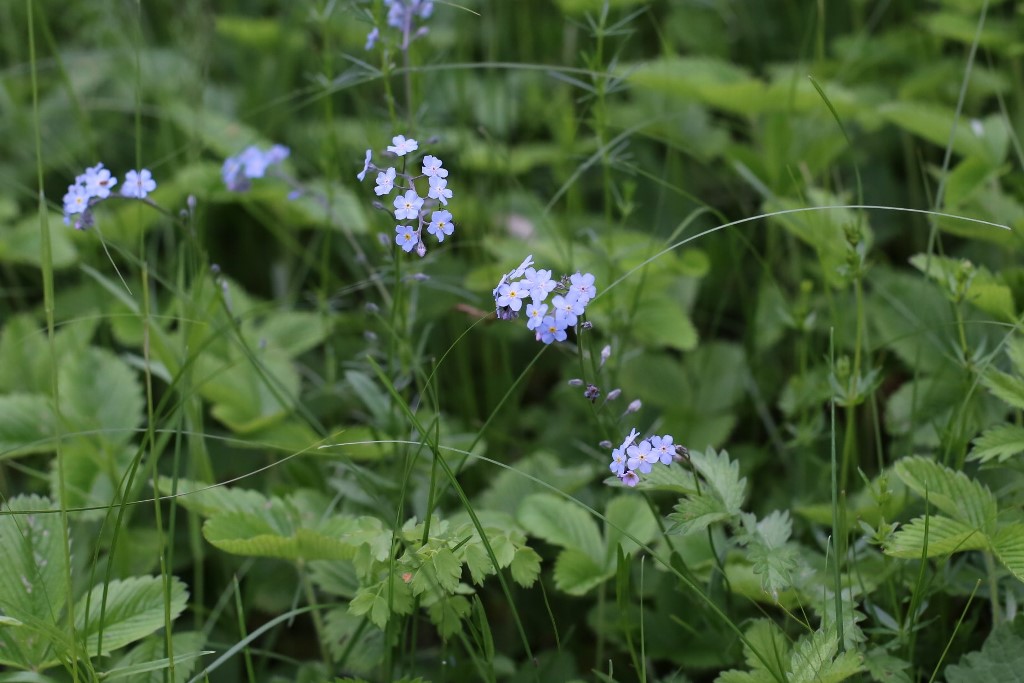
[491,255,597,345]
[222,144,290,192]
[365,0,434,50]
[357,134,455,257]
[609,428,680,487]
[62,163,158,230]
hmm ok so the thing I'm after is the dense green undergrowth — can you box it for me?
[4,0,1024,681]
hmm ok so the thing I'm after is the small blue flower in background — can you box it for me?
[608,429,681,487]
[81,163,117,198]
[620,471,639,487]
[122,169,157,199]
[610,446,628,476]
[551,293,584,326]
[427,210,454,242]
[569,272,597,303]
[223,144,290,192]
[523,268,556,302]
[394,190,423,220]
[365,27,379,50]
[387,135,418,157]
[496,281,528,313]
[375,167,396,196]
[649,435,675,464]
[395,225,418,252]
[357,149,372,181]
[626,440,658,474]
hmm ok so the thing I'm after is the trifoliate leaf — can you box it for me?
[893,456,997,532]
[74,576,188,656]
[945,614,1024,683]
[969,423,1024,463]
[883,514,989,558]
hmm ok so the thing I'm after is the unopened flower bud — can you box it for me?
[581,321,593,330]
[674,445,690,461]
[187,194,197,213]
[567,378,584,386]
[584,384,601,402]
[372,200,386,211]
[606,388,621,401]
[377,233,390,247]
[410,272,430,281]
[600,345,611,366]
[365,302,380,314]
[625,399,642,414]
[364,331,378,342]
[599,440,613,449]
[415,240,427,258]
[210,263,221,275]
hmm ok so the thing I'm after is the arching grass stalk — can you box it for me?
[26,0,79,678]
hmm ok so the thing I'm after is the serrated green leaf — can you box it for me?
[431,548,462,594]
[992,523,1024,582]
[107,630,207,683]
[517,493,603,563]
[553,547,610,596]
[670,448,746,535]
[59,347,143,449]
[74,576,188,656]
[0,394,55,456]
[156,477,271,518]
[863,648,912,683]
[742,619,789,677]
[203,511,361,561]
[738,511,799,600]
[197,348,299,433]
[349,575,413,630]
[969,424,1024,463]
[883,514,989,558]
[427,595,470,640]
[982,369,1024,410]
[945,615,1024,683]
[509,547,541,587]
[894,456,997,532]
[788,628,864,683]
[463,543,493,585]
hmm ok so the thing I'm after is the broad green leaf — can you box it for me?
[74,576,188,656]
[894,456,997,532]
[945,615,1024,683]
[509,547,541,587]
[863,648,912,683]
[56,444,135,520]
[992,524,1024,583]
[981,369,1024,410]
[242,311,329,358]
[156,477,271,517]
[883,515,989,558]
[203,511,361,561]
[909,253,1015,320]
[478,451,592,516]
[879,101,992,161]
[869,269,956,374]
[323,607,386,673]
[625,56,767,115]
[517,493,603,563]
[788,628,864,683]
[0,213,78,269]
[969,424,1024,463]
[0,315,45,393]
[631,295,698,351]
[630,462,697,493]
[196,348,300,433]
[604,494,658,560]
[58,346,143,449]
[0,394,55,456]
[553,548,609,596]
[742,619,789,678]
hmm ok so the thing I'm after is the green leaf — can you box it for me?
[517,493,603,563]
[155,477,271,518]
[991,523,1024,583]
[349,576,413,630]
[669,448,746,535]
[197,348,300,433]
[981,369,1024,411]
[74,576,188,656]
[787,628,864,683]
[426,595,470,640]
[0,394,55,456]
[631,295,698,351]
[879,101,993,161]
[883,514,989,558]
[737,511,799,601]
[604,494,658,560]
[0,495,68,667]
[894,456,997,532]
[553,548,610,596]
[509,547,541,587]
[969,424,1024,463]
[58,347,143,449]
[945,615,1024,683]
[431,548,463,594]
[203,511,361,561]
[0,212,78,269]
